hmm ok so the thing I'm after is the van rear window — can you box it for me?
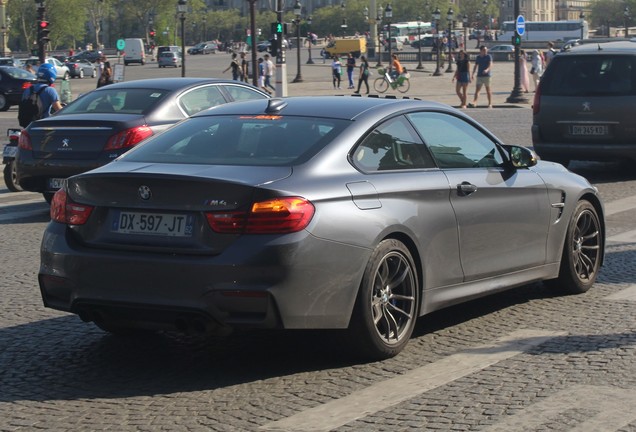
[541,55,636,96]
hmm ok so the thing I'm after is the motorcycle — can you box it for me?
[2,128,22,192]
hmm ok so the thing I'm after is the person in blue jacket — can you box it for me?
[22,63,63,119]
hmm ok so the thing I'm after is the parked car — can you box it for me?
[532,40,636,166]
[0,66,37,111]
[68,50,103,63]
[158,51,181,68]
[188,42,218,54]
[23,57,70,80]
[15,78,271,202]
[65,59,97,79]
[489,44,515,52]
[37,96,605,360]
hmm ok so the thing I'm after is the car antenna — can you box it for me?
[265,98,287,114]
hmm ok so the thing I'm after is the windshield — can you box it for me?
[542,54,636,96]
[61,88,168,115]
[120,115,349,166]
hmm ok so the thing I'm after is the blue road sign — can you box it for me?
[516,15,526,36]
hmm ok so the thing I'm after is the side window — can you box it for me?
[352,116,436,172]
[224,85,269,101]
[179,86,226,116]
[407,112,504,169]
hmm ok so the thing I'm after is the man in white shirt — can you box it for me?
[264,54,275,92]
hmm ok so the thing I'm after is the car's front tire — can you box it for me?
[348,239,418,360]
[547,200,602,294]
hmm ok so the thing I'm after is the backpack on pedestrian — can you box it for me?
[18,86,46,128]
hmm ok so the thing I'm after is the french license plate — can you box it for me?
[47,178,65,190]
[112,211,194,237]
[2,145,17,158]
[571,125,608,136]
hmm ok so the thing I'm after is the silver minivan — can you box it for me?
[532,41,636,166]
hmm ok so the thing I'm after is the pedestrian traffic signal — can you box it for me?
[39,20,51,44]
[271,22,283,35]
[150,30,156,37]
[269,37,279,57]
[512,34,521,46]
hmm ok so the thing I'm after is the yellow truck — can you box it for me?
[324,38,367,58]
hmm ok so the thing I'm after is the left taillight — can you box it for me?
[50,189,94,225]
[18,130,32,150]
[206,197,315,234]
[104,126,153,151]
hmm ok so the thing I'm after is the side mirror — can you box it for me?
[506,145,537,168]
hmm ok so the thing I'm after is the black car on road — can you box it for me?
[0,66,37,111]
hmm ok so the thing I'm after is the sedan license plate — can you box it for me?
[47,178,65,190]
[2,145,17,158]
[570,125,608,136]
[112,211,194,237]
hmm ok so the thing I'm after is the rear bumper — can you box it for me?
[39,222,370,331]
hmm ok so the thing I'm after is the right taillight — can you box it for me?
[50,189,94,225]
[206,197,315,234]
[18,130,32,150]
[104,126,153,151]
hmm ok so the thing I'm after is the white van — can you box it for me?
[123,38,146,65]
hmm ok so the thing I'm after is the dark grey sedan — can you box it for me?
[39,97,605,359]
[16,78,270,202]
[65,60,97,78]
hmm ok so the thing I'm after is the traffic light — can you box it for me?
[271,21,283,36]
[39,20,51,44]
[269,36,279,57]
[149,29,156,38]
[512,34,521,46]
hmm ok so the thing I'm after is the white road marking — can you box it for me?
[482,385,636,431]
[604,195,636,216]
[605,284,636,301]
[259,329,565,432]
[607,229,636,244]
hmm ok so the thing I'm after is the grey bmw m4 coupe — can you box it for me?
[39,96,605,359]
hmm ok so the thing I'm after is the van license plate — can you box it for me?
[571,125,607,136]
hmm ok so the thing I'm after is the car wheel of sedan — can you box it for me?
[349,239,418,359]
[91,69,96,78]
[3,161,22,192]
[0,93,9,111]
[79,69,84,79]
[547,200,602,294]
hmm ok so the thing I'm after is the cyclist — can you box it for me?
[390,54,404,81]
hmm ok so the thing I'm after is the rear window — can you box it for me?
[159,52,175,58]
[1,66,34,79]
[61,88,168,115]
[120,116,349,166]
[541,54,636,96]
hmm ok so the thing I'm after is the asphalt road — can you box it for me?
[1,49,636,431]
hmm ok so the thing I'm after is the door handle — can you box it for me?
[457,181,477,196]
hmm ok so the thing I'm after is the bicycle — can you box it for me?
[373,68,411,93]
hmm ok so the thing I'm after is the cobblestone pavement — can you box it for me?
[1,53,636,431]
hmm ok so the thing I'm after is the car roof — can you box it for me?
[102,78,253,92]
[193,96,450,121]
[566,40,636,54]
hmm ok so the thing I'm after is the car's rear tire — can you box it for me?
[79,69,84,79]
[3,161,22,192]
[348,239,418,360]
[0,93,9,111]
[63,72,70,80]
[546,200,602,294]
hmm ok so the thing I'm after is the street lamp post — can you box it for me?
[416,16,423,70]
[341,2,347,37]
[475,10,482,48]
[306,16,314,64]
[506,0,529,104]
[462,15,468,50]
[624,7,630,37]
[446,7,454,73]
[385,3,393,67]
[202,16,207,41]
[292,0,303,83]
[579,11,585,40]
[376,6,383,67]
[433,7,442,76]
[177,0,187,77]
